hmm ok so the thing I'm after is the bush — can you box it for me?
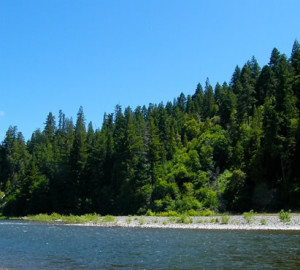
[176,196,202,213]
[199,209,216,216]
[279,210,291,223]
[102,215,115,222]
[145,210,155,216]
[185,209,199,216]
[138,217,145,225]
[221,215,230,224]
[195,187,219,210]
[157,210,179,217]
[27,213,58,223]
[168,216,176,223]
[26,213,101,224]
[243,210,255,224]
[260,218,267,225]
[176,215,193,224]
[126,218,132,224]
[224,169,247,211]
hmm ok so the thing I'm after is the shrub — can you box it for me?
[26,213,102,224]
[126,218,132,224]
[138,218,145,225]
[157,210,179,217]
[102,215,115,222]
[176,215,193,224]
[82,213,101,223]
[221,215,230,224]
[195,187,219,210]
[185,209,199,216]
[168,216,176,223]
[243,210,255,224]
[176,196,202,213]
[199,209,216,216]
[279,210,291,223]
[224,169,247,211]
[260,218,267,225]
[27,213,56,223]
[145,210,155,216]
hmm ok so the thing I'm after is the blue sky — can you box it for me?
[1,0,300,141]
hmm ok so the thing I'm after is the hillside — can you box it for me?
[1,40,300,216]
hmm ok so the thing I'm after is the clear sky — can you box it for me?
[1,0,300,141]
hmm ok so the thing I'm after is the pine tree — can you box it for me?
[44,112,56,142]
[217,83,236,128]
[230,66,242,95]
[291,40,300,109]
[203,78,217,119]
[69,106,88,212]
[236,64,256,122]
[192,83,204,117]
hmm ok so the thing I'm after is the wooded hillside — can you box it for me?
[1,41,300,215]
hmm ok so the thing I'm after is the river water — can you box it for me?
[0,220,300,269]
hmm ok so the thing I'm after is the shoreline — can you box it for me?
[65,215,300,231]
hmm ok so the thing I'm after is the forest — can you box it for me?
[1,41,300,216]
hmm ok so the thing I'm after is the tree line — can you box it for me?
[1,40,300,216]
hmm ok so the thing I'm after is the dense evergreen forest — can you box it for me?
[1,41,300,216]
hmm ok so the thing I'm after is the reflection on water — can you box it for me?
[0,220,300,269]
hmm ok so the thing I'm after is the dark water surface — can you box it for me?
[1,220,300,269]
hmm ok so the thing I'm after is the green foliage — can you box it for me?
[156,210,179,217]
[102,215,115,222]
[217,170,232,194]
[138,217,146,225]
[0,190,4,200]
[126,217,132,224]
[198,209,216,216]
[26,213,101,224]
[243,210,255,224]
[1,41,300,216]
[27,213,61,223]
[224,169,247,211]
[176,215,193,224]
[145,210,155,216]
[195,187,219,210]
[279,210,291,223]
[260,218,267,225]
[221,215,230,224]
[185,209,199,216]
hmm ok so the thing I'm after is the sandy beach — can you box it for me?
[69,214,300,231]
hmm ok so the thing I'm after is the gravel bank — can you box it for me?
[71,214,300,231]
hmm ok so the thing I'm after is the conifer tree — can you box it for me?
[203,78,217,119]
[69,106,88,212]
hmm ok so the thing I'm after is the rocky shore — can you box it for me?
[71,214,300,231]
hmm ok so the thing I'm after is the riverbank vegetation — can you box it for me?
[1,40,300,216]
[17,211,299,228]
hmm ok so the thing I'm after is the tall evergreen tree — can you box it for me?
[203,78,217,119]
[69,106,88,212]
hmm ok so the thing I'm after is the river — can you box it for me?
[0,220,300,269]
